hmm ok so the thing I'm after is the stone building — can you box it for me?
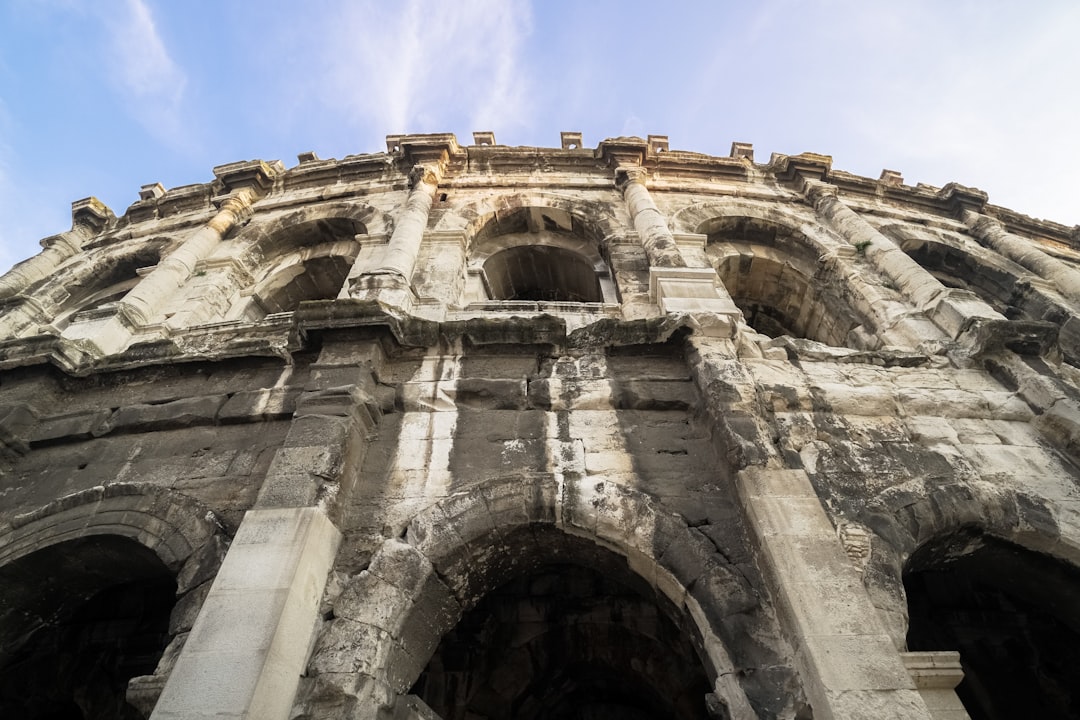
[0,132,1078,720]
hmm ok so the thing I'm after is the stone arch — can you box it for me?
[445,194,622,307]
[0,483,230,719]
[855,478,1080,644]
[878,222,1080,362]
[903,527,1080,719]
[305,476,778,719]
[878,224,1035,317]
[226,203,384,320]
[672,200,871,346]
[37,240,167,331]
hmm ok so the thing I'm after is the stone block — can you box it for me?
[108,394,228,433]
[28,409,112,444]
[218,387,299,422]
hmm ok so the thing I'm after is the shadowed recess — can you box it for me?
[411,561,711,720]
[0,536,177,720]
[905,529,1080,720]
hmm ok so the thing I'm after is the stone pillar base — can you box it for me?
[151,508,341,720]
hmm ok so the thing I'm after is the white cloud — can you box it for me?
[96,0,189,147]
[313,0,533,144]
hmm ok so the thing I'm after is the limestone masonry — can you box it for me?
[1,132,1079,720]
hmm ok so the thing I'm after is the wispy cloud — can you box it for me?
[95,0,189,147]
[313,0,533,143]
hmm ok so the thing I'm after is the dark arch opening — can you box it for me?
[0,535,177,720]
[702,217,858,346]
[411,528,712,720]
[484,245,603,302]
[255,254,353,314]
[904,529,1080,720]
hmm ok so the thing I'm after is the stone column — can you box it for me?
[962,209,1080,303]
[804,181,1005,346]
[152,342,383,720]
[149,507,341,720]
[350,163,441,303]
[0,197,112,301]
[737,467,934,719]
[119,189,257,326]
[615,165,685,268]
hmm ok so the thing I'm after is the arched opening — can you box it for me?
[250,254,354,314]
[235,216,365,319]
[464,206,617,307]
[702,217,859,346]
[51,244,163,329]
[409,527,712,720]
[904,528,1080,720]
[483,245,603,302]
[0,535,177,719]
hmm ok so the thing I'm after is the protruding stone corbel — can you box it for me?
[770,151,832,186]
[730,142,754,162]
[879,169,904,186]
[71,196,115,235]
[937,182,988,219]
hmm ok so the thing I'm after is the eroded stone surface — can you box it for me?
[1,134,1079,720]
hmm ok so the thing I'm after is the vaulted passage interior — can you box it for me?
[701,217,859,346]
[904,530,1080,720]
[0,536,177,720]
[484,245,603,302]
[411,528,712,720]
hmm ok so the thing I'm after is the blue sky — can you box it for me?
[1,1,1078,274]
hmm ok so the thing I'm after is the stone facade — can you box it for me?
[1,133,1079,720]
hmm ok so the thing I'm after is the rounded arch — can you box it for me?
[2,482,227,574]
[855,479,1080,645]
[0,484,230,719]
[878,224,1026,312]
[903,527,1080,719]
[673,200,870,346]
[305,477,783,719]
[38,240,167,331]
[438,191,622,247]
[226,203,384,320]
[453,199,621,306]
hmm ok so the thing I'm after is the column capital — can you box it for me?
[386,133,465,177]
[770,151,832,185]
[408,163,443,189]
[937,182,988,219]
[801,177,840,205]
[614,164,649,191]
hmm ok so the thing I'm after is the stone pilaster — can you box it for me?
[615,165,685,268]
[120,184,261,326]
[149,507,341,720]
[737,467,934,720]
[349,134,463,310]
[350,163,441,306]
[901,652,972,720]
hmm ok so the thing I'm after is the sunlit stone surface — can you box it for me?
[1,134,1079,720]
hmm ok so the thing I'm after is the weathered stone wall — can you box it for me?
[1,133,1079,720]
